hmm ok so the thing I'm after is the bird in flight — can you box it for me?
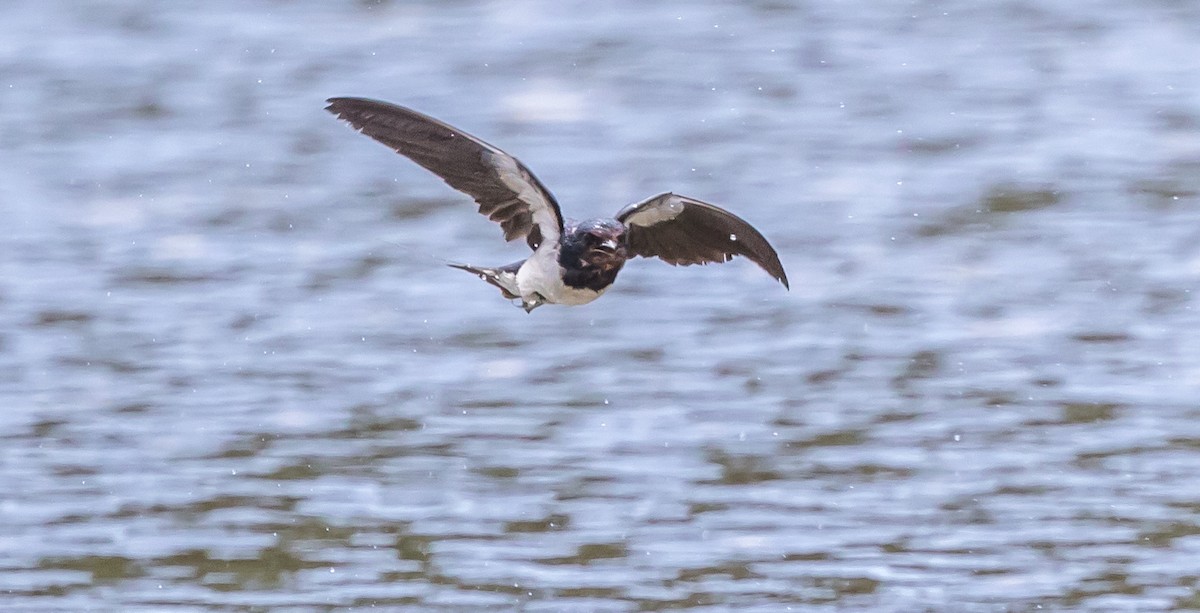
[325,97,788,312]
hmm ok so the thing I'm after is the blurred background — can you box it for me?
[3,0,1200,610]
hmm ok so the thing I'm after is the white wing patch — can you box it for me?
[487,151,562,245]
[623,194,686,227]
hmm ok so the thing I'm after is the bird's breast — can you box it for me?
[516,247,608,306]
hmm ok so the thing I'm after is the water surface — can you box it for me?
[3,1,1200,610]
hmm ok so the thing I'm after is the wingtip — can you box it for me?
[324,96,366,114]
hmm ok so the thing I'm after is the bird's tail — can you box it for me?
[447,261,523,299]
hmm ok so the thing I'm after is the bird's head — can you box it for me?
[570,218,628,272]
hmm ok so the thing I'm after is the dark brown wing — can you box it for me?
[325,97,563,250]
[616,192,788,288]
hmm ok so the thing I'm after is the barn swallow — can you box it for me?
[325,97,788,312]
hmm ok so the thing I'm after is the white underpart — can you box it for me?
[516,243,607,306]
[623,193,686,226]
[486,151,562,246]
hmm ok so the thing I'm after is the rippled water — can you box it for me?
[4,0,1200,610]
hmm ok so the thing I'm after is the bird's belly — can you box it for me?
[546,283,605,305]
[516,249,606,306]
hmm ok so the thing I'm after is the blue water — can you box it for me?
[3,1,1200,610]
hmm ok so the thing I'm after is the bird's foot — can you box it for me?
[519,293,546,313]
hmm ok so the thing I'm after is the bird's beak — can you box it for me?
[589,238,626,269]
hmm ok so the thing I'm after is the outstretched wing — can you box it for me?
[325,97,563,250]
[616,192,788,288]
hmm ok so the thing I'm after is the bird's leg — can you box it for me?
[521,293,546,313]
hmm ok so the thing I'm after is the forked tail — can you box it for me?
[447,261,524,300]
